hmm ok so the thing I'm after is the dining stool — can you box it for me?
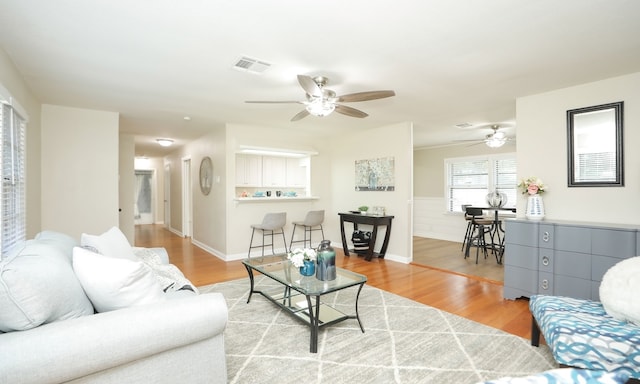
[460,204,473,252]
[248,212,287,258]
[464,207,495,264]
[289,210,325,249]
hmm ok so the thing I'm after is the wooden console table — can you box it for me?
[338,212,394,261]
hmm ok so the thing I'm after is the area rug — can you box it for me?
[199,277,555,384]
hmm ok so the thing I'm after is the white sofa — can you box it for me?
[0,229,228,384]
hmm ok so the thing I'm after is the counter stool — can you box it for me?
[248,212,287,258]
[289,210,325,249]
[460,204,473,252]
[464,207,495,264]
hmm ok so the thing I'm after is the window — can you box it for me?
[1,85,27,257]
[445,154,517,213]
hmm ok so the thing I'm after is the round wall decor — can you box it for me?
[199,156,213,195]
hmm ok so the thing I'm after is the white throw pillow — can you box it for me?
[80,226,137,261]
[72,247,166,312]
[599,256,640,326]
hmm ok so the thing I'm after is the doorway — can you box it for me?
[134,170,155,225]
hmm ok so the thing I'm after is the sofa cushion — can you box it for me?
[0,240,94,332]
[73,247,166,312]
[80,226,137,261]
[479,368,630,384]
[600,256,640,326]
[34,230,78,261]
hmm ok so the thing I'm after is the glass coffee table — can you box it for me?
[242,255,367,353]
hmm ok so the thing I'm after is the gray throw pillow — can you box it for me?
[0,240,94,332]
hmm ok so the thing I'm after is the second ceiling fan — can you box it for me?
[245,75,395,121]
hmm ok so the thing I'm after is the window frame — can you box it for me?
[0,84,28,257]
[444,153,517,213]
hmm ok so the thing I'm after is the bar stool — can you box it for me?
[248,212,287,258]
[464,207,495,264]
[289,210,325,249]
[460,204,473,252]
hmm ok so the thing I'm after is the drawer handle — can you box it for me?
[542,256,550,266]
[541,279,549,290]
[542,231,550,242]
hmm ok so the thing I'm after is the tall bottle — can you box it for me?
[316,240,336,281]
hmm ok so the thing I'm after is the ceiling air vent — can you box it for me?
[455,122,474,129]
[233,56,271,74]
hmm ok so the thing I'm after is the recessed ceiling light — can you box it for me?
[156,138,174,147]
[183,116,191,121]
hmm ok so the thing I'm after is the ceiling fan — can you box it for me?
[457,124,513,148]
[245,75,395,121]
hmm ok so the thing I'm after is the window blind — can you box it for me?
[445,154,517,212]
[0,91,27,257]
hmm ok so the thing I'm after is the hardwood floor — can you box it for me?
[134,224,532,339]
[412,236,504,284]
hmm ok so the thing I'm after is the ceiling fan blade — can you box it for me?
[338,90,395,103]
[335,104,368,118]
[297,75,322,97]
[245,100,302,104]
[290,109,310,121]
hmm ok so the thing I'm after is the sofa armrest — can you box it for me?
[0,292,227,384]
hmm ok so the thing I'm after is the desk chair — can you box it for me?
[289,210,325,249]
[464,207,495,264]
[248,212,287,258]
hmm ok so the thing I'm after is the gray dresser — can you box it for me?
[503,219,640,300]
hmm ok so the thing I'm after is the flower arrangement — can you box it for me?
[517,176,547,195]
[287,248,317,268]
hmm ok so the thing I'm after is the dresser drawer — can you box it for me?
[504,266,538,298]
[505,220,539,247]
[538,271,554,295]
[538,224,554,249]
[591,228,637,257]
[504,243,538,269]
[554,250,591,279]
[554,225,591,253]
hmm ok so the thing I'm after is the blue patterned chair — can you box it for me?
[530,295,640,383]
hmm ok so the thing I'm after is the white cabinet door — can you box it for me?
[262,156,286,187]
[286,158,307,187]
[236,154,262,187]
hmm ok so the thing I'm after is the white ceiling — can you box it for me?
[1,0,639,157]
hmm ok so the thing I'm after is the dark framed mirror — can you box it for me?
[567,101,624,187]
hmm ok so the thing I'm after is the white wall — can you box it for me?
[329,122,414,263]
[119,133,135,242]
[223,123,327,260]
[41,105,120,239]
[0,48,42,238]
[516,72,640,224]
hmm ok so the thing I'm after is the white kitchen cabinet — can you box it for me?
[286,157,307,188]
[235,154,262,187]
[261,156,287,188]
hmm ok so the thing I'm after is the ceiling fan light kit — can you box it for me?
[484,126,508,148]
[245,74,395,121]
[306,97,336,117]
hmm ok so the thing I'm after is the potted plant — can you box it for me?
[358,206,369,215]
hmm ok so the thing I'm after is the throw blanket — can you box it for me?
[133,247,199,294]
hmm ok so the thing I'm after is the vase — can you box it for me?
[486,190,507,208]
[299,260,315,276]
[525,194,545,221]
[316,240,336,281]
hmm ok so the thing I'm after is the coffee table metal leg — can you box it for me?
[354,282,365,333]
[305,295,320,353]
[244,264,255,304]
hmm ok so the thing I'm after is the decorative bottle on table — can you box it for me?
[316,240,336,281]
